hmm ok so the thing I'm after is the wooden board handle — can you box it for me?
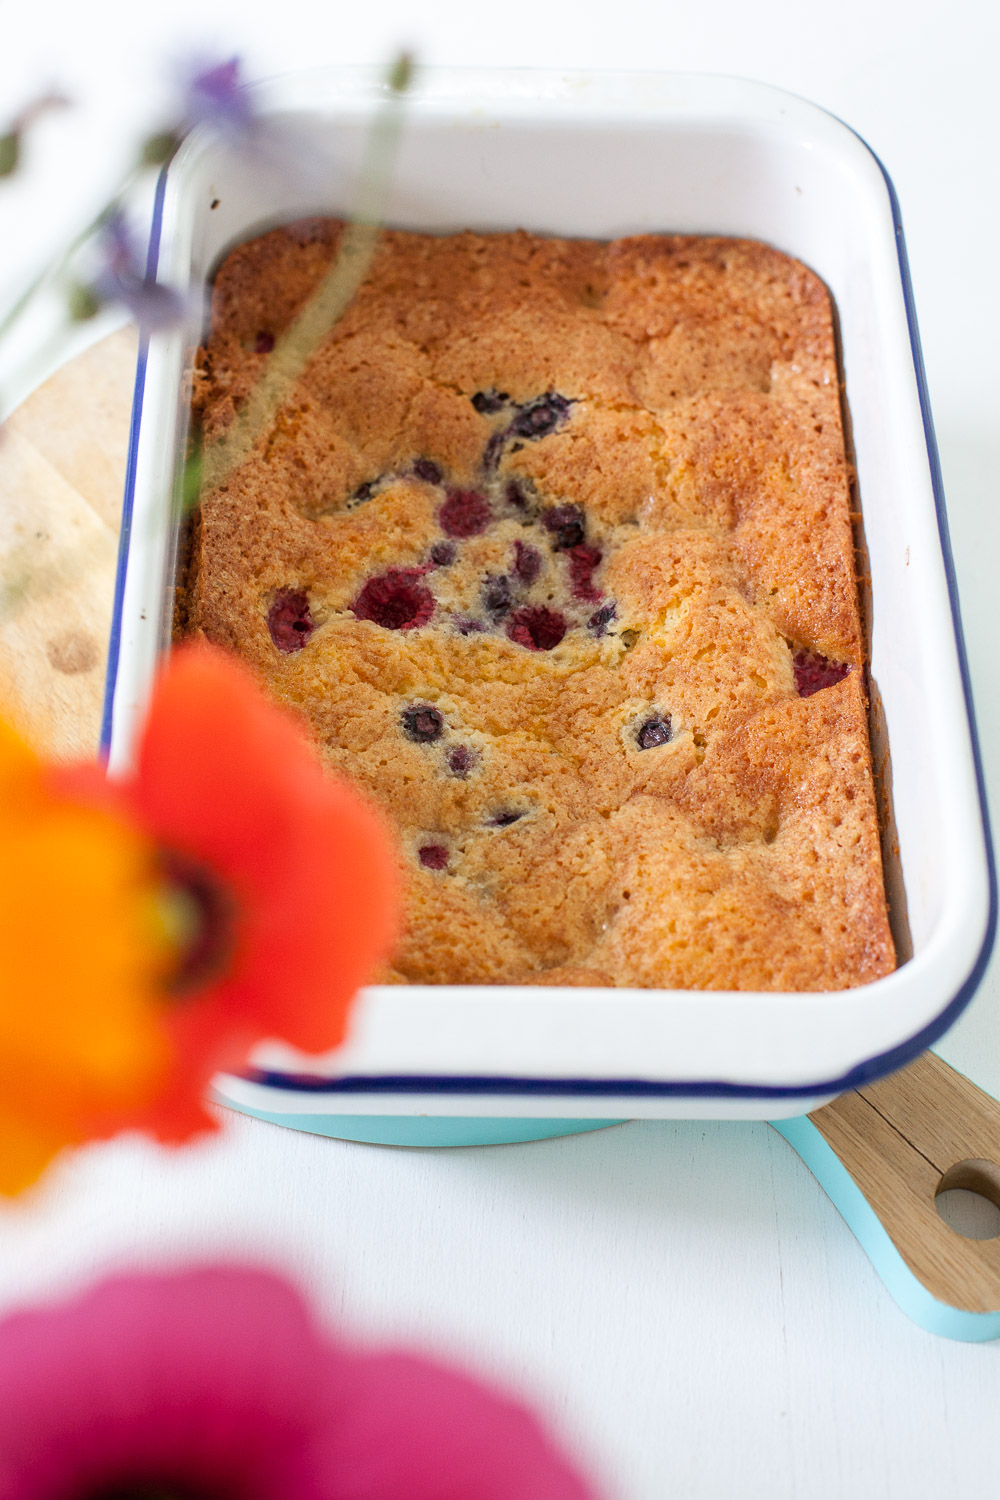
[810,1051,1000,1314]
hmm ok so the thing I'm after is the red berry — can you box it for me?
[507,606,567,651]
[402,704,444,743]
[567,544,603,601]
[439,489,492,538]
[418,844,449,870]
[267,588,315,652]
[793,649,851,697]
[353,570,434,631]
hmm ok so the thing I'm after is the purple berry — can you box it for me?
[513,540,542,585]
[490,810,524,827]
[543,504,586,551]
[402,704,444,743]
[505,480,530,511]
[793,649,851,697]
[482,430,507,472]
[588,602,617,636]
[418,844,449,871]
[637,716,672,750]
[482,573,513,621]
[509,392,572,440]
[448,745,477,777]
[267,588,315,653]
[471,389,510,414]
[430,541,457,567]
[353,570,434,631]
[507,606,567,652]
[350,478,379,505]
[439,488,492,538]
[254,330,275,354]
[413,458,443,484]
[455,618,486,636]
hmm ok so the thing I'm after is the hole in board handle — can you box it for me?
[934,1159,1000,1241]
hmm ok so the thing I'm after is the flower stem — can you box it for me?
[0,174,141,345]
[196,55,413,499]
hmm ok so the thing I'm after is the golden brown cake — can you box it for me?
[184,219,896,991]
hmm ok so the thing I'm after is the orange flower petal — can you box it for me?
[0,723,172,1193]
[124,643,399,1138]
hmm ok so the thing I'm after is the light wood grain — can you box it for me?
[811,1051,1000,1312]
[0,326,137,758]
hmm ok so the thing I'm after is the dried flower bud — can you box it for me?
[67,283,102,322]
[0,131,20,177]
[388,52,414,94]
[140,130,180,168]
[0,91,70,177]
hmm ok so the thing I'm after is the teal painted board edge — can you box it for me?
[227,1103,626,1148]
[772,1115,1000,1343]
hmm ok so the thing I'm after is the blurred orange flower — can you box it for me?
[1,643,399,1191]
[0,722,168,1195]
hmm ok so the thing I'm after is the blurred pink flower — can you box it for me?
[0,1266,599,1500]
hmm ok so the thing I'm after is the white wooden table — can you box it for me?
[2,2,999,1495]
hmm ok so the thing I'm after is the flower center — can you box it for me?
[83,1484,214,1500]
[157,850,236,995]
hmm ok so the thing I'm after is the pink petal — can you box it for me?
[310,1351,599,1500]
[0,1267,344,1500]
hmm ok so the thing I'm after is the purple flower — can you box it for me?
[139,57,257,167]
[0,1266,601,1500]
[85,208,185,330]
[181,56,256,139]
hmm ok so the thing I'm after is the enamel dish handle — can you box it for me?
[773,1052,1000,1341]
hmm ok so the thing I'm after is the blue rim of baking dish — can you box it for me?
[100,110,997,1103]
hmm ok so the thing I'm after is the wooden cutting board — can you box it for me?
[0,325,137,757]
[3,329,999,1339]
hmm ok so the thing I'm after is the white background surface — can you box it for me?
[2,2,999,1496]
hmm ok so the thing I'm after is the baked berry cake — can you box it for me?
[183,219,896,990]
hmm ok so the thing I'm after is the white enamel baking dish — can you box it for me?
[103,67,995,1136]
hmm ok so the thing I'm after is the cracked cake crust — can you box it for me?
[183,220,896,991]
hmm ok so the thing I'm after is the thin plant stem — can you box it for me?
[196,56,412,499]
[0,173,141,345]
